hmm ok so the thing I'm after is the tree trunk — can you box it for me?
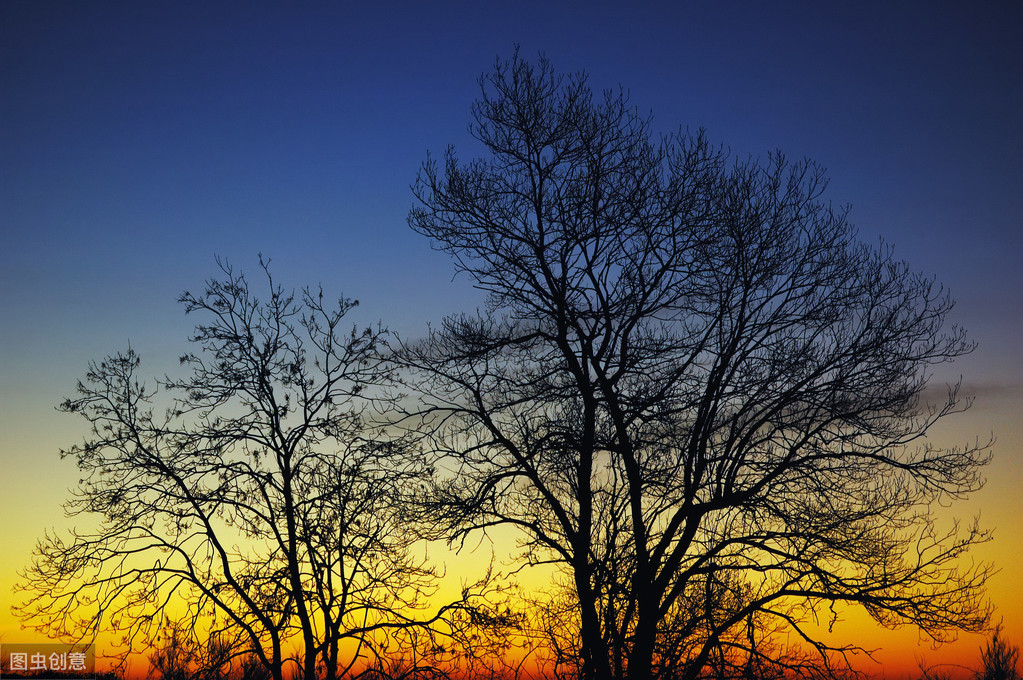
[627,608,658,680]
[575,565,614,680]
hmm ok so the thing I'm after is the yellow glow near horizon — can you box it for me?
[2,388,1020,679]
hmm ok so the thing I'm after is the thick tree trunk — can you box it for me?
[269,641,285,680]
[575,566,614,680]
[627,609,658,680]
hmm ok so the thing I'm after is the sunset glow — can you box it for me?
[2,3,1021,679]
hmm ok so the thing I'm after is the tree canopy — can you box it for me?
[15,52,996,680]
[16,259,497,680]
[399,52,992,680]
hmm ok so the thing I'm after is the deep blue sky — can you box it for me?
[2,1,1021,669]
[3,3,1021,341]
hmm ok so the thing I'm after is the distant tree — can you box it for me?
[146,619,217,680]
[238,651,273,680]
[977,625,1020,680]
[15,259,491,680]
[399,52,993,680]
[917,667,958,680]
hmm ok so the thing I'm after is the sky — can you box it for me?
[1,1,1021,677]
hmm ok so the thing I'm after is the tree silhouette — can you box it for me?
[399,52,993,680]
[146,619,227,680]
[978,625,1020,680]
[16,259,490,680]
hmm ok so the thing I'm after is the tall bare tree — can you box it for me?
[399,53,992,680]
[16,259,485,680]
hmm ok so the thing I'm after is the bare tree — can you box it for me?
[15,258,487,680]
[399,53,993,680]
[146,618,232,680]
[147,621,199,680]
[977,625,1020,680]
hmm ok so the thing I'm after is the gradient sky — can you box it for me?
[2,2,1021,677]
